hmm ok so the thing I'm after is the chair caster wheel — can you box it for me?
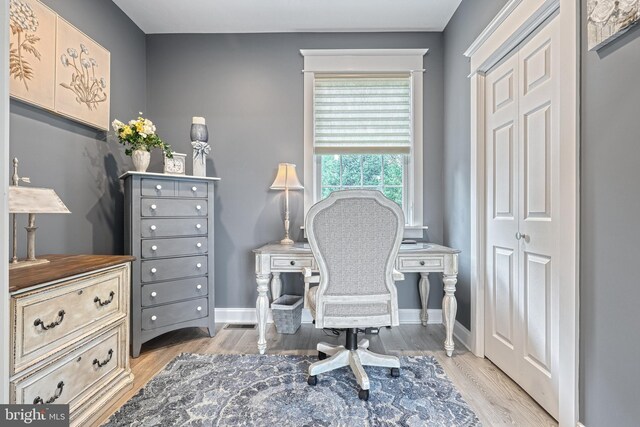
[391,368,400,377]
[318,351,327,360]
[307,375,317,386]
[358,389,370,401]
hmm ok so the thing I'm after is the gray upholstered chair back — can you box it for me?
[305,190,404,328]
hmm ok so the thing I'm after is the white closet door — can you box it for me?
[484,17,560,419]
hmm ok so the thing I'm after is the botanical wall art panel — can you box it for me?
[588,0,640,50]
[55,17,110,130]
[9,0,56,110]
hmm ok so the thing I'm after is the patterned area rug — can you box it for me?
[104,353,481,426]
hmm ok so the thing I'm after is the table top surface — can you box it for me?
[9,254,135,293]
[254,242,460,255]
[119,171,221,181]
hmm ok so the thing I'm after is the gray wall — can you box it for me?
[9,0,146,257]
[580,1,640,425]
[442,0,509,328]
[146,32,445,309]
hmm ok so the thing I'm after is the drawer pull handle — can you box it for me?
[151,291,157,297]
[151,315,157,321]
[196,242,202,248]
[290,260,296,266]
[192,186,197,192]
[196,263,202,269]
[150,225,157,231]
[34,310,65,331]
[33,381,64,405]
[151,204,157,210]
[94,291,115,307]
[151,245,158,251]
[196,224,202,229]
[151,268,157,274]
[197,306,202,311]
[420,261,425,266]
[196,284,202,290]
[93,349,114,368]
[196,205,202,211]
[156,184,162,190]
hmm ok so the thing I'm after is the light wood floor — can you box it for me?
[97,324,557,426]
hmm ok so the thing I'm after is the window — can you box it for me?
[302,49,427,235]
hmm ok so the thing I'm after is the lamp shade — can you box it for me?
[270,163,304,190]
[9,187,71,214]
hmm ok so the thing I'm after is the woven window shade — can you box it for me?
[313,74,412,155]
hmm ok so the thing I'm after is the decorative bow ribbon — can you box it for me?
[192,141,211,160]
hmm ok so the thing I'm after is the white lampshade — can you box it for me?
[270,163,304,190]
[9,187,71,214]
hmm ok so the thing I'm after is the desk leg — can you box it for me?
[442,274,458,357]
[256,273,271,354]
[419,273,431,326]
[271,272,282,302]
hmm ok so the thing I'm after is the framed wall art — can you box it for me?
[8,0,111,130]
[588,0,640,50]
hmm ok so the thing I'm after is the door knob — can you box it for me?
[515,232,528,240]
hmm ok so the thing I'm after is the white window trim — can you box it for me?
[301,49,428,238]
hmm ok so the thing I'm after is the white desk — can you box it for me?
[253,242,460,356]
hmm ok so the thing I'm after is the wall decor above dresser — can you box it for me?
[121,172,220,357]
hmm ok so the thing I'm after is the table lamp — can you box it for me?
[270,163,304,245]
[9,185,71,269]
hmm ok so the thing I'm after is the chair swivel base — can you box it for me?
[307,332,400,401]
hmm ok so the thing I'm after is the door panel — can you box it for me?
[492,246,515,347]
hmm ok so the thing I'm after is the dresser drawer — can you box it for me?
[141,179,175,197]
[11,321,126,407]
[141,298,208,330]
[141,198,208,217]
[177,181,208,198]
[140,218,207,238]
[141,277,208,307]
[397,255,443,272]
[12,265,127,374]
[141,237,208,259]
[141,255,208,283]
[271,256,316,271]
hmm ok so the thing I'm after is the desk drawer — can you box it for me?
[141,198,207,217]
[141,179,175,197]
[141,298,208,330]
[12,266,127,374]
[141,256,208,283]
[141,237,208,259]
[11,321,126,407]
[270,256,315,271]
[140,218,207,238]
[141,277,208,307]
[177,181,208,198]
[397,256,443,272]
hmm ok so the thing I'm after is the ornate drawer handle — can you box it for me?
[93,349,114,368]
[290,260,296,266]
[420,261,425,266]
[33,381,64,405]
[34,310,65,331]
[94,291,115,307]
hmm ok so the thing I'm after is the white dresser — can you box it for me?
[9,255,135,426]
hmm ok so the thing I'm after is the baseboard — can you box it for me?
[215,308,443,325]
[453,320,472,351]
[577,423,586,427]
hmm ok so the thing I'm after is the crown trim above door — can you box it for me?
[465,0,579,426]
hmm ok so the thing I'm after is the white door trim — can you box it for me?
[465,0,579,426]
[1,0,11,404]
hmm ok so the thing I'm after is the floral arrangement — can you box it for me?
[60,43,107,110]
[9,0,41,89]
[112,113,173,158]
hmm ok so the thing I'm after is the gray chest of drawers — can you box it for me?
[121,172,220,357]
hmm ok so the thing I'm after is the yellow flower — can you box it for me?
[136,122,144,133]
[120,126,132,137]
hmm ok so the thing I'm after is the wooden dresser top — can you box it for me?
[9,254,135,293]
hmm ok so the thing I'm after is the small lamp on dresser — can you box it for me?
[270,163,304,245]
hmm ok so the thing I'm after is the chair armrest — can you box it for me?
[393,269,405,281]
[303,267,320,283]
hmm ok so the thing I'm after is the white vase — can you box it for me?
[131,149,150,172]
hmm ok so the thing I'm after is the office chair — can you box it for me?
[303,190,405,401]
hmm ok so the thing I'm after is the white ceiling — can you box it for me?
[112,0,462,34]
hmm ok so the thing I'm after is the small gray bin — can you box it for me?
[272,295,303,334]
